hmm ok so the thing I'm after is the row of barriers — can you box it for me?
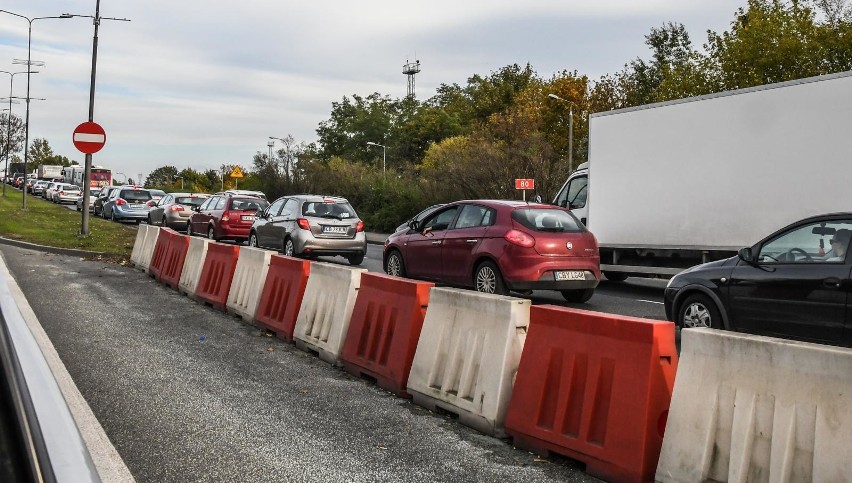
[131,225,852,482]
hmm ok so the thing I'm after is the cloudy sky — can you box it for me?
[0,0,746,180]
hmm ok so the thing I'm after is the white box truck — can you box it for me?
[553,70,852,281]
[36,164,63,180]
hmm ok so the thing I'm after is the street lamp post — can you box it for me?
[176,176,184,190]
[0,70,34,197]
[548,94,574,172]
[0,10,75,210]
[366,141,386,177]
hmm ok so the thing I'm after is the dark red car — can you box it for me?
[187,195,268,243]
[383,200,601,302]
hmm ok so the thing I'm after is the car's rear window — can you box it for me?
[511,208,584,233]
[230,199,268,212]
[302,201,357,219]
[120,190,152,202]
[63,185,80,191]
[175,196,206,206]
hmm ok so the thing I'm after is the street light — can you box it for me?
[269,135,294,180]
[548,93,574,172]
[176,176,184,190]
[0,10,75,209]
[0,70,35,197]
[366,141,386,177]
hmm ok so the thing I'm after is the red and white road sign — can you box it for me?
[72,121,106,154]
[514,178,535,190]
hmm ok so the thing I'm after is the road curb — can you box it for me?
[0,236,123,258]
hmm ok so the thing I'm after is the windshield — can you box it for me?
[302,201,357,219]
[511,208,584,233]
[230,198,268,212]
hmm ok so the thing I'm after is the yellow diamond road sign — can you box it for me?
[230,166,244,178]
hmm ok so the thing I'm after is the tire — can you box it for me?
[249,232,258,248]
[147,215,153,225]
[677,293,722,329]
[283,238,295,257]
[603,271,628,282]
[474,261,508,295]
[560,288,595,303]
[385,250,406,277]
[347,253,365,266]
[110,210,117,222]
[186,222,193,236]
[208,226,216,241]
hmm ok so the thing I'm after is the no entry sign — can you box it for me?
[73,121,106,154]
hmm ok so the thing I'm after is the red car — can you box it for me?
[383,200,601,302]
[187,194,268,243]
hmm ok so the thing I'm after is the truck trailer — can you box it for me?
[36,164,63,180]
[553,70,852,281]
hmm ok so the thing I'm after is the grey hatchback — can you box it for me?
[248,194,367,265]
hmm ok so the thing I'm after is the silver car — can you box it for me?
[102,187,154,223]
[54,184,82,204]
[248,194,367,265]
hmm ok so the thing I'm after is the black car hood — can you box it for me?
[679,255,738,276]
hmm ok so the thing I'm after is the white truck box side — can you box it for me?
[587,71,852,250]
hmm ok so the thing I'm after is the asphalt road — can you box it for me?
[2,244,607,483]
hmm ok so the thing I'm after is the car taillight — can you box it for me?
[116,198,127,206]
[221,211,231,222]
[356,221,364,232]
[170,205,185,212]
[504,229,535,248]
[297,218,311,230]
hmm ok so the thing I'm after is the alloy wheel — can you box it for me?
[475,266,497,293]
[683,302,712,328]
[387,253,402,276]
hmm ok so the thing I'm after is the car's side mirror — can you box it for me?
[256,209,264,218]
[738,247,755,264]
[192,206,200,212]
[533,194,543,204]
[409,220,420,232]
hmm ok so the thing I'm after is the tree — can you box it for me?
[26,138,54,171]
[0,113,25,162]
[144,165,179,188]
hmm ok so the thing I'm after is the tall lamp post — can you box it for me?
[0,70,34,197]
[548,93,574,172]
[60,3,130,235]
[0,10,75,209]
[176,176,184,190]
[366,141,386,177]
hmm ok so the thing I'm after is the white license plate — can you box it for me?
[554,270,585,281]
[129,204,145,210]
[322,226,347,234]
[241,215,254,221]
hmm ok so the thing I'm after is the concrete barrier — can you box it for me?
[136,225,160,272]
[293,262,366,365]
[178,237,210,297]
[656,328,852,482]
[129,223,149,267]
[406,287,530,437]
[226,246,272,321]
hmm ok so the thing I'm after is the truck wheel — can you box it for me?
[603,272,628,282]
[474,261,507,295]
[677,293,722,329]
[560,288,594,303]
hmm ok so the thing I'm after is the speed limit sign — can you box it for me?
[515,179,535,190]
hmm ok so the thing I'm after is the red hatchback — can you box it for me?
[187,195,268,243]
[383,200,600,302]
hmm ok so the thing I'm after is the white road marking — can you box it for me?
[638,299,664,305]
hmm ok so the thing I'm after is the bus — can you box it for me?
[70,166,112,189]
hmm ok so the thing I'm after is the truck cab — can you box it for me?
[553,162,589,226]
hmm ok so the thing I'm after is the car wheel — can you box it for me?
[283,238,295,257]
[249,233,258,248]
[110,211,117,222]
[186,222,193,236]
[147,215,153,225]
[474,261,507,295]
[385,250,406,277]
[603,271,628,282]
[678,293,722,329]
[560,288,595,303]
[208,226,216,241]
[347,253,365,266]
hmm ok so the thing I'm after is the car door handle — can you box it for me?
[431,241,442,245]
[823,277,842,289]
[465,239,478,244]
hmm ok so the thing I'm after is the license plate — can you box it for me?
[322,226,347,234]
[241,215,254,221]
[129,204,145,210]
[554,270,585,281]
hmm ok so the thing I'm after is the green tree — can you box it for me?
[0,113,25,162]
[26,138,54,171]
[144,165,179,189]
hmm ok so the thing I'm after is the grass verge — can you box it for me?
[0,188,138,256]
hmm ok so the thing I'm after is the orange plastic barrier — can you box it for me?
[147,228,174,278]
[156,232,190,289]
[505,306,677,483]
[254,255,311,341]
[194,242,240,310]
[340,273,433,397]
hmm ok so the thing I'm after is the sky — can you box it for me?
[0,0,747,181]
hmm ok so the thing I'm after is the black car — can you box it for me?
[665,213,852,347]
